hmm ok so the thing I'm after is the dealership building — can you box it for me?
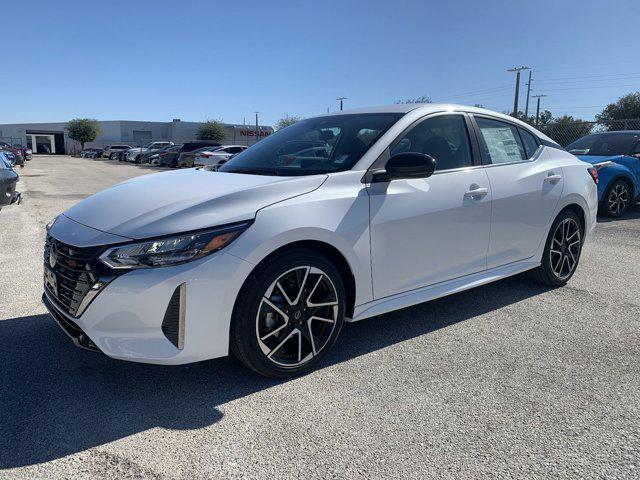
[0,119,274,154]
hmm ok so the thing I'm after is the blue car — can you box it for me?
[567,131,640,217]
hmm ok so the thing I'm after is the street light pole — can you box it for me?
[507,66,531,116]
[337,96,347,111]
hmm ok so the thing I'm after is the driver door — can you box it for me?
[368,113,492,299]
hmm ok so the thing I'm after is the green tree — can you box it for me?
[596,92,640,130]
[396,96,432,104]
[67,118,100,151]
[196,119,227,142]
[512,110,553,127]
[275,114,301,130]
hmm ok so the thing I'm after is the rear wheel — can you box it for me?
[602,179,631,217]
[230,249,345,378]
[531,210,583,286]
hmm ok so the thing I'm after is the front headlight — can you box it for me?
[99,221,251,269]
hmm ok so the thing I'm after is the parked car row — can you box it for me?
[0,151,20,212]
[81,140,248,169]
[0,141,31,169]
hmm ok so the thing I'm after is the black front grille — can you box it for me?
[44,235,105,317]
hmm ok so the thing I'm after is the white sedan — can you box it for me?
[43,104,597,377]
[194,145,247,168]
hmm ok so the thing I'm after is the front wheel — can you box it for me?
[109,153,117,160]
[230,249,345,378]
[602,179,631,217]
[531,210,583,287]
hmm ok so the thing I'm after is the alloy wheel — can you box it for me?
[549,218,581,281]
[255,266,339,367]
[608,182,629,216]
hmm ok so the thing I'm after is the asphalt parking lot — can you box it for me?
[0,155,638,479]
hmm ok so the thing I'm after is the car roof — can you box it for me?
[316,103,557,144]
[322,103,521,120]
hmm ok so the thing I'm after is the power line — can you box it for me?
[431,84,512,101]
[536,71,640,82]
[542,83,640,92]
[533,59,640,73]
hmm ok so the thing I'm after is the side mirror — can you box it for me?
[371,152,437,182]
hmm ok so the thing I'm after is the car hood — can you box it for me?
[576,154,626,165]
[63,169,327,240]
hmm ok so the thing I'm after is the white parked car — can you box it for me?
[126,142,174,163]
[194,145,247,168]
[43,104,598,377]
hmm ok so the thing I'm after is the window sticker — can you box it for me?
[482,127,522,163]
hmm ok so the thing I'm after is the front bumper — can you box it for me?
[45,219,255,364]
[43,292,101,352]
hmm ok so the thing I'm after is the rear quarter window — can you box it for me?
[518,128,540,158]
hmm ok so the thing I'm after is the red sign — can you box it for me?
[239,129,271,138]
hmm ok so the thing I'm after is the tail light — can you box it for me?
[587,167,598,184]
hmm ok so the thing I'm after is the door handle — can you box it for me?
[544,172,562,184]
[464,185,489,199]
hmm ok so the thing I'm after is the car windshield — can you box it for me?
[567,133,640,156]
[219,113,403,176]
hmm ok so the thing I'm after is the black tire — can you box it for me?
[601,179,631,217]
[531,210,583,287]
[109,153,117,160]
[230,248,346,378]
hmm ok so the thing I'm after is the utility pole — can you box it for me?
[507,66,531,116]
[254,111,259,144]
[524,70,533,118]
[337,96,347,111]
[532,94,547,126]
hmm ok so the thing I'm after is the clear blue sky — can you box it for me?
[3,0,640,126]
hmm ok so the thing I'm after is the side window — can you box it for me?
[518,127,540,158]
[476,117,526,164]
[390,115,473,171]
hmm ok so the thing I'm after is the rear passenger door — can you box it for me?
[472,115,563,268]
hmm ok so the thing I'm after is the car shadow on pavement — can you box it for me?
[0,275,551,468]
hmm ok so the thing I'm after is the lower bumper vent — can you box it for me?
[161,283,186,350]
